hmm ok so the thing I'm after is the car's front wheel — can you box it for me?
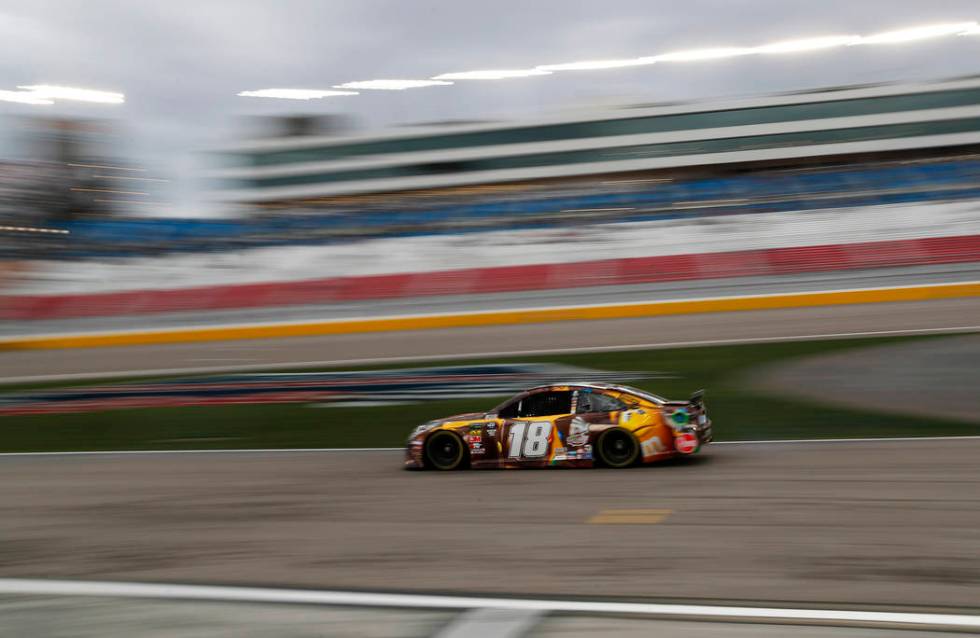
[424,431,467,470]
[596,428,640,468]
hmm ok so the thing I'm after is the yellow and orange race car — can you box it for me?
[405,383,711,470]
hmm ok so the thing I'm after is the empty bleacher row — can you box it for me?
[9,154,980,260]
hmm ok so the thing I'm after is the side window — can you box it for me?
[576,391,627,413]
[496,398,521,419]
[515,391,572,417]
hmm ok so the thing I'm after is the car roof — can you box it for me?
[525,382,665,403]
[525,382,610,392]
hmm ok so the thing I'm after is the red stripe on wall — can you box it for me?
[3,234,978,320]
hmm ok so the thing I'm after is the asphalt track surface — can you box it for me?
[1,439,978,611]
[2,296,979,381]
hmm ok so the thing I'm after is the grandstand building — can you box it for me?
[212,76,980,206]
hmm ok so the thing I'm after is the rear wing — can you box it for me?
[689,389,706,408]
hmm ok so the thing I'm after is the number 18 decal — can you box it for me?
[508,421,551,458]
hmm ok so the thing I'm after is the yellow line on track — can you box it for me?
[588,509,673,524]
[2,281,978,350]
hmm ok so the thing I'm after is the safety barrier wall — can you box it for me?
[3,234,978,321]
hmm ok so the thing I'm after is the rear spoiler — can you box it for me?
[689,389,706,407]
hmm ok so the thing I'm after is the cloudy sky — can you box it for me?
[1,0,979,215]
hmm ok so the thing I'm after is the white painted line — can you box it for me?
[435,608,543,638]
[3,324,978,385]
[0,579,976,630]
[0,436,978,458]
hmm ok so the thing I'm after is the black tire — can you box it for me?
[424,431,467,471]
[596,428,640,468]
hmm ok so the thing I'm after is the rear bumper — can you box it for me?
[698,418,714,445]
[673,418,712,455]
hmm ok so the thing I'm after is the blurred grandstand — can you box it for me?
[0,118,164,265]
[202,74,980,257]
[2,75,980,322]
[1,75,979,259]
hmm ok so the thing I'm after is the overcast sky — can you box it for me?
[1,0,979,215]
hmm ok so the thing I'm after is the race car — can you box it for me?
[405,383,711,470]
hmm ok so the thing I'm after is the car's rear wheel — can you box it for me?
[596,428,640,468]
[424,431,467,471]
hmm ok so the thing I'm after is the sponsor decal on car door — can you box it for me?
[504,420,553,461]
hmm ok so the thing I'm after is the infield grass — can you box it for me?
[0,334,977,452]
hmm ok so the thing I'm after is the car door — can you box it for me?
[495,390,573,466]
[578,388,669,461]
[574,388,627,424]
[563,389,628,458]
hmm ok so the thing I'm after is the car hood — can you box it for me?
[432,411,486,425]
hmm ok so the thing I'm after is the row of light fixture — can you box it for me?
[0,85,125,105]
[1,22,976,107]
[238,21,980,100]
